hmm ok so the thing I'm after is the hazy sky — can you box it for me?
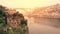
[0,0,59,8]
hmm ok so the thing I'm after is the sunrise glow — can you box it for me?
[0,0,59,8]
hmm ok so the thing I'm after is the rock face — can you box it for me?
[0,5,29,34]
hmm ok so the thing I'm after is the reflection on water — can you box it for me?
[34,18,60,27]
[27,17,60,34]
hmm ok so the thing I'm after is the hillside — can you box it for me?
[28,4,60,18]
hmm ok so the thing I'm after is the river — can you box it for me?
[27,17,60,34]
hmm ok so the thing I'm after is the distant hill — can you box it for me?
[28,4,60,18]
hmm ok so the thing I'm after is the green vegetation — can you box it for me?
[0,5,28,34]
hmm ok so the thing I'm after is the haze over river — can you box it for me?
[27,17,60,34]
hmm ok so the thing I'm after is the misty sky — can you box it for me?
[0,0,60,8]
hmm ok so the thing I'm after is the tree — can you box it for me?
[0,5,7,34]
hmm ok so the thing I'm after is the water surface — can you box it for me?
[27,17,60,34]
